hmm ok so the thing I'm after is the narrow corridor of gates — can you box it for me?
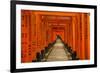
[21,10,90,62]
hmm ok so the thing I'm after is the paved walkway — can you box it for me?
[46,38,71,61]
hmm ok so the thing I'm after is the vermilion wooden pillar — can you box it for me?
[31,12,37,61]
[80,14,85,59]
[77,14,81,59]
[36,14,41,53]
[41,16,47,48]
[66,21,69,45]
[67,22,69,46]
[72,16,76,51]
[75,14,79,59]
[68,23,70,46]
[87,14,90,59]
[65,23,67,43]
[41,15,46,49]
[69,20,73,48]
[84,13,90,59]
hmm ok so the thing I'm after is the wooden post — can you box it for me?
[72,16,76,51]
[80,14,85,59]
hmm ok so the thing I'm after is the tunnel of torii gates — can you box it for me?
[21,10,90,63]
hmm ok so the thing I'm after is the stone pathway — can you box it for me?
[46,38,71,61]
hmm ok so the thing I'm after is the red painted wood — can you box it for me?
[21,10,90,62]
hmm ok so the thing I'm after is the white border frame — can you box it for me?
[16,4,95,69]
